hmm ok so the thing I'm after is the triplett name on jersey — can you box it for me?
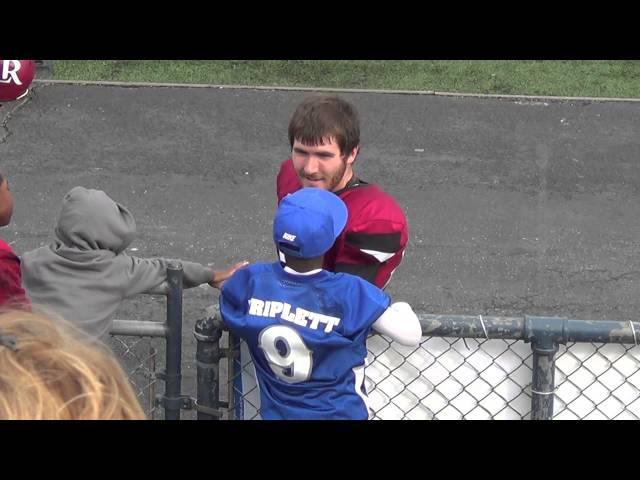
[248,298,341,333]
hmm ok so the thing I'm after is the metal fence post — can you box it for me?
[164,262,183,420]
[194,314,223,420]
[525,316,566,420]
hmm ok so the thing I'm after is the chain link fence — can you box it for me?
[554,342,640,419]
[225,335,538,420]
[108,335,162,419]
[194,313,640,420]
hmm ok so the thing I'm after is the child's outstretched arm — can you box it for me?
[371,302,422,346]
[124,256,247,296]
[208,261,250,289]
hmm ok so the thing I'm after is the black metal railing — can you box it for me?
[109,263,186,420]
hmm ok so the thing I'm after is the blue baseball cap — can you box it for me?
[274,188,348,259]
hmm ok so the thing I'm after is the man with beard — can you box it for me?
[276,94,408,289]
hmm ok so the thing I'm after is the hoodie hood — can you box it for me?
[54,186,136,253]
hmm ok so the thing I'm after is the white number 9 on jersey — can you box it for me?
[258,325,313,383]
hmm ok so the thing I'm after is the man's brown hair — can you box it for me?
[288,95,360,157]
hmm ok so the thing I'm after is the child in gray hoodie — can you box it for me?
[21,186,247,342]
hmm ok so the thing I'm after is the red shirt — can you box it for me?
[276,158,408,289]
[0,238,29,308]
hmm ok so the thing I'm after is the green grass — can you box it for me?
[51,61,640,98]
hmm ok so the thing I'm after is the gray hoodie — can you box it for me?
[21,186,214,341]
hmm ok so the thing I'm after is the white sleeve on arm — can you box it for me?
[372,302,422,346]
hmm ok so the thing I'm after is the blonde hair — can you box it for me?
[0,309,146,420]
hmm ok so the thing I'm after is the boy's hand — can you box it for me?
[209,261,249,289]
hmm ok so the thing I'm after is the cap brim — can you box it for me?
[322,190,348,239]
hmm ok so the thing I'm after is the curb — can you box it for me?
[33,79,640,104]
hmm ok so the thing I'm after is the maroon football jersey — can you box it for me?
[276,158,408,289]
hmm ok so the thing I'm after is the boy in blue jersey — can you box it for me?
[219,188,421,420]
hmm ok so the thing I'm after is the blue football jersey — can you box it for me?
[220,262,391,420]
